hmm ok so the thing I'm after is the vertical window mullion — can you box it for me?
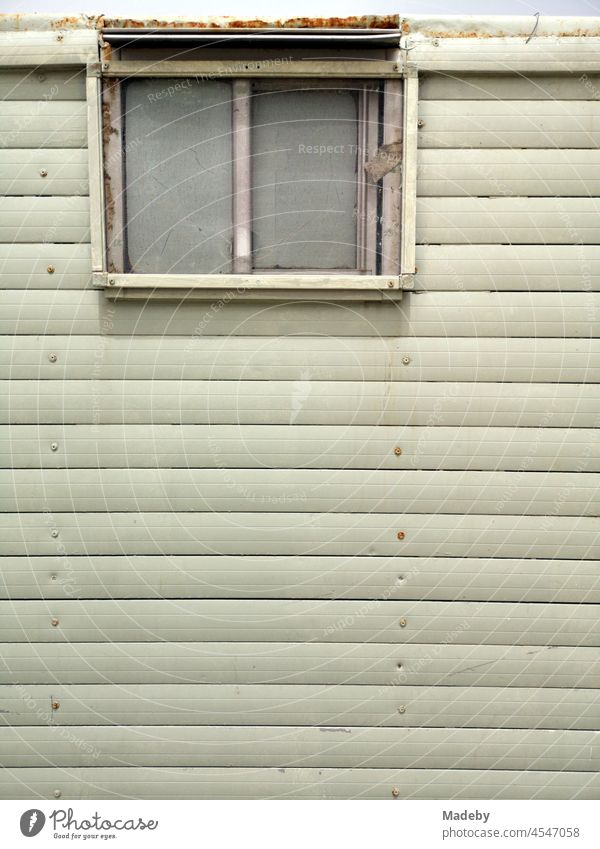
[356,85,368,272]
[364,89,380,276]
[232,79,252,273]
[381,78,402,276]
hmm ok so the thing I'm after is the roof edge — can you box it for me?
[1,13,600,38]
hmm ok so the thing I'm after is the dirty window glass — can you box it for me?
[124,78,233,274]
[114,78,391,276]
[252,89,358,269]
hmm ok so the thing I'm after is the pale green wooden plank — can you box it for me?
[2,726,597,771]
[0,198,89,243]
[418,197,600,244]
[0,766,597,800]
[2,425,598,472]
[2,290,598,337]
[1,336,598,381]
[2,554,597,602]
[1,381,597,426]
[0,30,98,67]
[0,292,403,337]
[0,600,597,646]
[0,68,85,100]
[2,468,597,516]
[1,683,598,728]
[1,554,598,603]
[415,244,600,291]
[413,39,600,75]
[0,149,88,195]
[0,244,91,288]
[418,149,600,197]
[0,101,86,148]
[419,100,600,148]
[420,73,600,101]
[2,642,596,688]
[0,513,596,558]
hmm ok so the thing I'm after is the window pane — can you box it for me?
[252,89,358,270]
[124,79,233,274]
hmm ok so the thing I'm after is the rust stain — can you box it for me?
[422,30,501,39]
[418,27,600,39]
[104,169,115,237]
[50,16,82,29]
[556,29,600,36]
[101,15,400,31]
[100,38,112,64]
[5,12,23,30]
[3,14,600,39]
[101,80,118,147]
[101,80,119,236]
[0,12,101,29]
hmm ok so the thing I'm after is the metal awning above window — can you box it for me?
[101,28,402,47]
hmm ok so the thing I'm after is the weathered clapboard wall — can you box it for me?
[0,18,599,801]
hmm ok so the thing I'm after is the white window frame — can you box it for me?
[88,58,418,298]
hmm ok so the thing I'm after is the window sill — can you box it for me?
[95,274,414,301]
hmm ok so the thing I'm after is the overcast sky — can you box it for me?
[3,1,600,19]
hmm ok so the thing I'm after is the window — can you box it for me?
[93,49,417,293]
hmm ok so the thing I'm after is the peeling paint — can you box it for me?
[365,141,403,183]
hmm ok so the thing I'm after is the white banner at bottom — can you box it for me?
[0,799,598,849]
